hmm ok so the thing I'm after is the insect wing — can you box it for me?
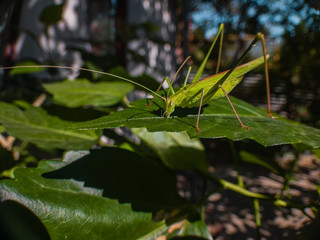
[174,55,266,108]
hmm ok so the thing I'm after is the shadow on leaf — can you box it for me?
[43,147,186,213]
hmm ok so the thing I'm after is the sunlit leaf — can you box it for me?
[0,102,99,149]
[43,79,134,108]
[132,128,208,174]
[73,97,320,148]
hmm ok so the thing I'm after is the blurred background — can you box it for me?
[0,0,320,126]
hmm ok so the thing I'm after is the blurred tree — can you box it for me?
[275,22,320,126]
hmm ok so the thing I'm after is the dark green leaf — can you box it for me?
[39,4,63,26]
[0,200,50,240]
[43,79,134,108]
[0,149,168,240]
[132,128,208,173]
[44,104,107,122]
[73,97,320,148]
[0,147,15,177]
[141,22,159,33]
[0,102,99,149]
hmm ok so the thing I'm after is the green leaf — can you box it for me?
[239,151,284,175]
[131,128,208,174]
[45,148,186,212]
[0,149,168,240]
[312,148,320,161]
[9,61,46,76]
[168,220,213,240]
[13,100,32,109]
[73,97,320,148]
[39,4,64,26]
[0,102,99,149]
[0,200,50,240]
[43,79,134,108]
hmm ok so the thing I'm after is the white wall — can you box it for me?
[14,0,178,81]
[127,0,177,82]
[16,0,88,78]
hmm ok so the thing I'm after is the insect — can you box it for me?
[146,23,275,132]
[0,23,274,132]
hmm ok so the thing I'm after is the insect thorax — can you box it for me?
[163,99,176,117]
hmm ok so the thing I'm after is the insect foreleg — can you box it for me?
[146,56,191,108]
[196,89,205,133]
[146,77,168,107]
[220,85,250,130]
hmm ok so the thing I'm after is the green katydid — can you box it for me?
[138,23,275,132]
[0,23,274,132]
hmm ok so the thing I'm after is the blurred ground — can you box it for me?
[177,140,320,240]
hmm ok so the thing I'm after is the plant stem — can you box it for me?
[229,140,244,188]
[279,150,299,199]
[206,174,287,206]
[253,198,261,240]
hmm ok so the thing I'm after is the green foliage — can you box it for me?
[0,150,168,240]
[1,61,320,239]
[273,23,320,127]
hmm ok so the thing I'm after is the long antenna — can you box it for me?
[0,65,165,100]
[170,56,191,85]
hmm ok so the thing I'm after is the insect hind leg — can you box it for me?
[220,85,251,130]
[260,34,277,119]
